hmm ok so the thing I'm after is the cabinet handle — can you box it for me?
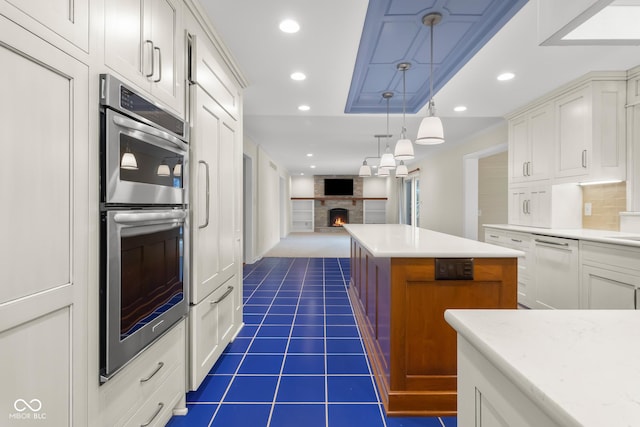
[140,402,164,427]
[511,238,522,243]
[534,238,570,247]
[527,161,532,176]
[144,40,155,78]
[211,286,234,305]
[153,46,162,82]
[525,199,531,215]
[522,162,527,177]
[489,234,499,238]
[522,200,526,214]
[198,160,210,229]
[635,288,638,310]
[582,150,587,168]
[140,362,164,383]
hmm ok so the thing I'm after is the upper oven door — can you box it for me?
[103,108,188,206]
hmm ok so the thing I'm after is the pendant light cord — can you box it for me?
[429,20,434,116]
[386,96,390,148]
[402,67,407,138]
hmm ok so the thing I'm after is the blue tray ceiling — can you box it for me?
[345,0,528,114]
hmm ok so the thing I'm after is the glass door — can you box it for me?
[403,176,420,226]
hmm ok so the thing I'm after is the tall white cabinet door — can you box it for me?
[190,85,237,304]
[555,86,591,179]
[148,0,184,113]
[104,0,184,115]
[104,0,147,88]
[528,104,552,181]
[2,0,89,50]
[508,115,529,183]
[0,16,88,426]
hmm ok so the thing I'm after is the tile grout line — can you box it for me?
[265,257,311,427]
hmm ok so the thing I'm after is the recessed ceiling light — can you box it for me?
[290,72,306,81]
[497,72,515,81]
[300,172,305,176]
[279,19,300,34]
[298,105,310,111]
[306,153,313,157]
[310,165,316,169]
[454,105,467,112]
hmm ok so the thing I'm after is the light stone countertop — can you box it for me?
[343,224,522,258]
[484,223,640,247]
[445,309,640,427]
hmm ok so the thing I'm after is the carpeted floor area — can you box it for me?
[264,232,350,258]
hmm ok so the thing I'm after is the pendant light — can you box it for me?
[416,12,444,145]
[377,167,390,177]
[395,161,408,177]
[359,160,371,177]
[379,92,396,170]
[394,63,414,160]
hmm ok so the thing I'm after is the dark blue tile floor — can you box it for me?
[168,257,458,427]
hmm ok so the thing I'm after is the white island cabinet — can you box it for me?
[446,309,640,427]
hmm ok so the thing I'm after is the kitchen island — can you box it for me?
[445,309,640,427]
[343,224,521,416]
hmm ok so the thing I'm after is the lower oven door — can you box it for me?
[101,209,188,381]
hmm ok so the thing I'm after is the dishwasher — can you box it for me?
[533,235,580,309]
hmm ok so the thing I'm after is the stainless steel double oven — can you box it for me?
[99,74,189,381]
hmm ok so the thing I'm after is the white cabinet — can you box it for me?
[508,184,581,228]
[104,0,185,115]
[363,199,386,224]
[189,276,237,389]
[186,15,243,391]
[99,320,186,427]
[580,241,640,309]
[0,16,89,426]
[1,0,89,51]
[291,199,314,231]
[484,228,534,307]
[508,102,552,183]
[533,236,580,309]
[553,80,626,183]
[457,335,561,427]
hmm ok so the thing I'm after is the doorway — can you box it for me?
[243,155,253,263]
[463,143,508,240]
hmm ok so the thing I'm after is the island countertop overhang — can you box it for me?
[343,224,523,258]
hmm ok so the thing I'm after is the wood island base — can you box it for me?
[348,237,517,417]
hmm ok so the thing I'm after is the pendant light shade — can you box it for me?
[394,138,414,159]
[380,92,396,170]
[379,150,396,169]
[377,167,390,177]
[121,151,138,170]
[416,114,444,145]
[395,161,408,177]
[416,12,445,145]
[359,160,372,177]
[394,63,415,160]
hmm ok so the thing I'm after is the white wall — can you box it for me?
[244,138,290,261]
[363,177,387,197]
[291,175,315,197]
[415,123,508,236]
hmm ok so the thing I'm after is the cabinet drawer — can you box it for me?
[123,365,184,427]
[100,320,186,427]
[581,242,640,272]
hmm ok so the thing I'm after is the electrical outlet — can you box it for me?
[584,202,592,216]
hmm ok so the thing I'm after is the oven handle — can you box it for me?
[113,114,187,152]
[114,210,186,226]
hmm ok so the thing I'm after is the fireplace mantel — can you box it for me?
[291,197,387,206]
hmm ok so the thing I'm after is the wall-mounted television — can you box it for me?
[324,178,353,196]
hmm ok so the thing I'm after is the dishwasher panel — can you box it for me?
[534,235,580,309]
